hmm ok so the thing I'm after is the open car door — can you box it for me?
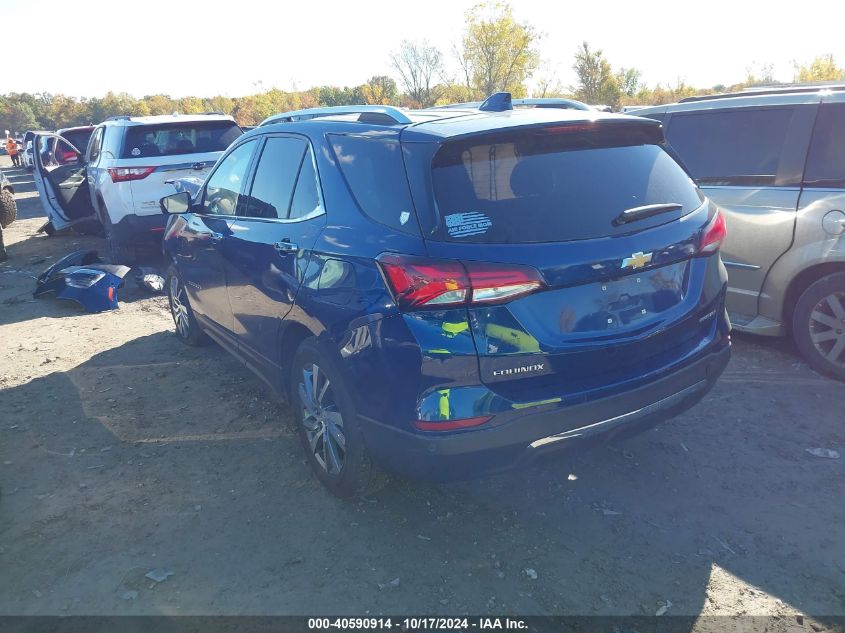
[32,132,97,234]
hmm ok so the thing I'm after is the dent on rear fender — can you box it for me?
[758,232,845,324]
[401,310,477,357]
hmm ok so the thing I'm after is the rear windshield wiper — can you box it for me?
[613,203,683,226]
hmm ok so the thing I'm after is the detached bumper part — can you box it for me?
[34,250,130,312]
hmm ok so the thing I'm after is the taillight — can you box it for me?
[699,210,727,254]
[377,254,544,311]
[108,167,155,182]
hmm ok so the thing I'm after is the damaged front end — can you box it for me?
[34,250,130,312]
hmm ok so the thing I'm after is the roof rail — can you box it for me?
[430,95,592,112]
[260,105,413,127]
[106,115,132,121]
[680,83,845,103]
[511,98,592,111]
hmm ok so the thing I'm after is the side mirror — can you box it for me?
[160,191,192,215]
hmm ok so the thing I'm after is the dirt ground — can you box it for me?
[0,156,843,625]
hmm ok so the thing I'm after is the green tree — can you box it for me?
[360,76,398,105]
[571,42,620,106]
[794,54,845,82]
[316,86,363,107]
[3,101,38,134]
[456,2,540,99]
[616,67,642,97]
[142,94,177,115]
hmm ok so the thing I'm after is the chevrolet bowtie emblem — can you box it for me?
[622,251,653,270]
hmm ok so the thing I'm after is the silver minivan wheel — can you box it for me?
[793,272,845,382]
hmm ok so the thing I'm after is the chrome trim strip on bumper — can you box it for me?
[723,260,761,270]
[529,380,708,448]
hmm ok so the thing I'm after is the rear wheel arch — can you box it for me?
[279,322,320,401]
[783,262,845,333]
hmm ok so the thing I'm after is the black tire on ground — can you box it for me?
[290,338,389,498]
[41,221,56,235]
[0,189,17,228]
[166,267,207,346]
[98,199,136,264]
[792,271,845,382]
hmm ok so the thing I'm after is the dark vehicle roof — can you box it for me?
[57,125,95,135]
[250,107,659,144]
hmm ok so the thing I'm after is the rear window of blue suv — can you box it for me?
[427,125,704,243]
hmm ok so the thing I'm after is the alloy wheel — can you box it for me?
[298,363,346,475]
[170,276,190,338]
[808,290,845,368]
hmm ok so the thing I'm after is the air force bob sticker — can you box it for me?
[445,212,492,238]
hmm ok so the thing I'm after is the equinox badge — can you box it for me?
[493,363,545,377]
[622,251,653,270]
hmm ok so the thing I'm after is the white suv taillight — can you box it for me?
[108,167,155,182]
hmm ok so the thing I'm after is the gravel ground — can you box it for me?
[0,157,843,628]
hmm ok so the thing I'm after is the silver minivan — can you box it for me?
[635,85,845,381]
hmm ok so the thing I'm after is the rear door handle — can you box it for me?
[274,239,298,253]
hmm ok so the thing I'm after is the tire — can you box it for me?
[166,267,207,346]
[290,339,389,498]
[98,199,136,264]
[0,189,16,228]
[792,272,845,382]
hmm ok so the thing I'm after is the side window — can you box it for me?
[243,136,307,219]
[666,107,796,186]
[329,134,417,233]
[87,127,104,163]
[804,103,845,188]
[201,140,256,216]
[289,147,322,220]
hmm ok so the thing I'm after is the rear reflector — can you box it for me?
[377,253,544,311]
[414,416,493,431]
[108,167,155,182]
[699,210,727,254]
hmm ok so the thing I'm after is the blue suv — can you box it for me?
[160,94,731,497]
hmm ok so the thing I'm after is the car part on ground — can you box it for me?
[34,250,130,312]
[134,266,165,293]
[632,84,845,380]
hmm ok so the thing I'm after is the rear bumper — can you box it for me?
[359,342,730,480]
[111,213,167,245]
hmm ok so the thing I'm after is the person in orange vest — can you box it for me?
[6,137,20,167]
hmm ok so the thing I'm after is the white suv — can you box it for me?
[86,113,242,260]
[33,113,242,261]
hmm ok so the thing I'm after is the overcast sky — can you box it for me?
[2,0,843,97]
